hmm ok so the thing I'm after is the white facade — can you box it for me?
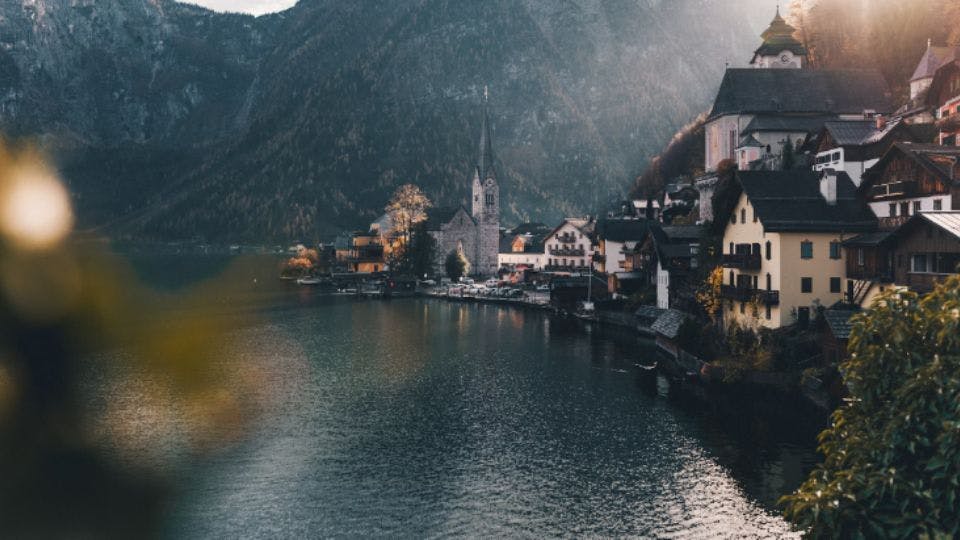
[544,220,595,270]
[656,259,670,309]
[869,196,953,220]
[813,147,878,188]
[498,251,544,270]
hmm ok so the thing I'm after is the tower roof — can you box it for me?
[752,7,807,60]
[477,87,495,181]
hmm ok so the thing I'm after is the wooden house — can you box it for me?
[859,142,960,228]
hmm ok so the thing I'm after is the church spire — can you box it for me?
[477,86,495,181]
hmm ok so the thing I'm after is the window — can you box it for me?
[829,241,841,259]
[729,242,734,254]
[729,270,735,286]
[913,201,921,214]
[800,241,813,259]
[797,307,811,326]
[766,273,771,291]
[765,241,772,260]
[801,277,813,293]
[900,202,909,217]
[857,248,865,266]
[911,254,928,273]
[832,151,840,162]
[830,277,841,293]
[765,304,771,320]
[889,203,897,217]
[753,210,758,223]
[485,192,494,207]
[934,199,943,211]
[729,129,737,160]
[740,208,746,224]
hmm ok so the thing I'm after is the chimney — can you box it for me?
[820,169,838,206]
[875,114,887,130]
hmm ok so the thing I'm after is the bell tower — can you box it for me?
[471,86,500,276]
[749,6,807,69]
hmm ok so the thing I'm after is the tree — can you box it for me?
[445,249,469,281]
[781,137,795,171]
[406,221,436,277]
[385,184,432,246]
[782,276,960,537]
[695,266,725,324]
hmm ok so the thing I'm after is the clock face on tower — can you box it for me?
[780,54,790,63]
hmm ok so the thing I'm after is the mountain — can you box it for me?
[0,0,773,242]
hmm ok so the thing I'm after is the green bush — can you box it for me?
[782,276,960,537]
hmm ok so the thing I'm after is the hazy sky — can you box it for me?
[179,0,297,16]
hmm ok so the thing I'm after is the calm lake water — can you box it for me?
[87,254,819,538]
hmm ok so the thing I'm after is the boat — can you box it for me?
[296,277,323,285]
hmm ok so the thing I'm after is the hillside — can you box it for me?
[0,0,773,242]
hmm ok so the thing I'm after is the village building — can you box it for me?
[426,94,500,277]
[497,223,549,271]
[858,142,960,229]
[695,8,893,222]
[543,218,597,273]
[720,169,876,329]
[809,118,937,187]
[926,59,960,146]
[594,219,650,274]
[346,231,386,274]
[898,42,960,124]
[628,224,703,310]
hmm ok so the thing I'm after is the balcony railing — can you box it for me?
[846,268,894,283]
[544,264,592,272]
[555,234,578,244]
[869,181,917,200]
[720,285,780,305]
[549,247,585,257]
[721,252,761,270]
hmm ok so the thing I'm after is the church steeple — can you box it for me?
[477,86,495,182]
[471,86,499,222]
[750,6,807,68]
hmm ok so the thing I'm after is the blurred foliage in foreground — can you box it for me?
[0,143,269,537]
[782,275,960,538]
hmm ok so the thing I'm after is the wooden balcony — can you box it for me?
[720,285,780,305]
[549,247,585,256]
[721,252,761,270]
[869,180,917,200]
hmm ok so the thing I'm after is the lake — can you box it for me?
[87,254,819,538]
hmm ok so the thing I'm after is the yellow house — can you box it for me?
[348,232,386,273]
[720,170,877,329]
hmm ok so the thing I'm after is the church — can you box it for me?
[425,92,500,277]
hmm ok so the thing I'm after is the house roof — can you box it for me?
[926,60,960,107]
[477,93,496,181]
[510,222,550,235]
[425,206,474,231]
[842,230,894,247]
[651,309,689,339]
[915,211,960,241]
[742,115,832,134]
[824,309,860,340]
[910,45,960,82]
[660,225,705,241]
[546,217,595,241]
[861,142,960,191]
[634,305,666,320]
[596,219,650,242]
[709,69,893,119]
[736,170,877,233]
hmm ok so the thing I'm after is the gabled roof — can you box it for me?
[596,218,650,242]
[510,222,550,235]
[842,230,894,247]
[824,309,860,340]
[660,225,704,241]
[743,115,832,134]
[651,309,689,339]
[914,211,960,241]
[546,218,595,241]
[425,206,474,231]
[861,142,960,191]
[709,69,893,119]
[734,170,877,233]
[911,45,960,82]
[926,60,960,108]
